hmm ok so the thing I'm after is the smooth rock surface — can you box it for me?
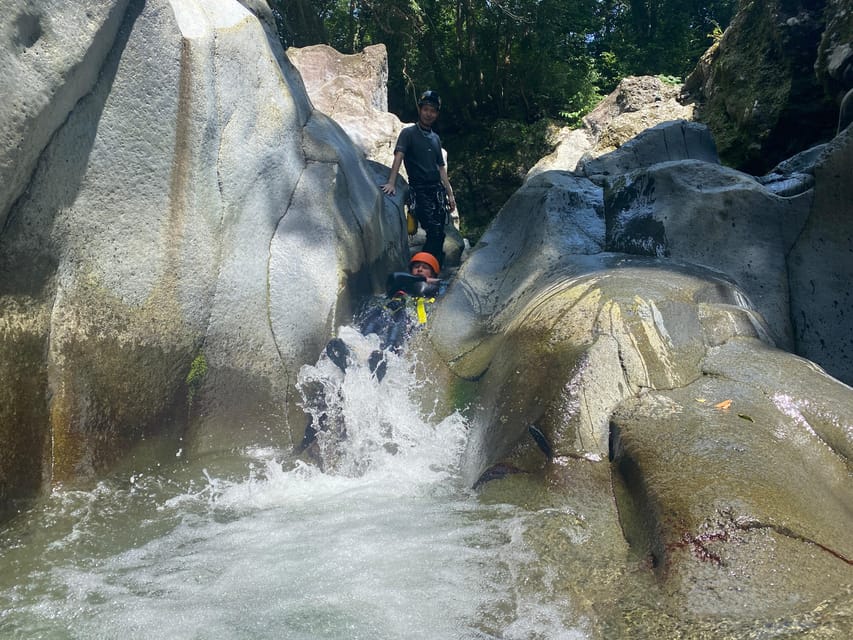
[604,158,811,348]
[0,0,407,503]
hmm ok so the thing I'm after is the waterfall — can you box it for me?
[0,323,588,639]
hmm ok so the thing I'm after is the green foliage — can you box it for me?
[708,20,725,43]
[557,109,586,126]
[186,353,208,405]
[589,0,737,78]
[657,74,682,86]
[271,0,736,126]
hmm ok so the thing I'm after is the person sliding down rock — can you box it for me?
[299,252,443,453]
[325,251,443,381]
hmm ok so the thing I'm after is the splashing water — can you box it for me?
[295,325,462,479]
[0,324,588,640]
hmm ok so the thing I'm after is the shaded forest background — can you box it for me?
[270,0,738,238]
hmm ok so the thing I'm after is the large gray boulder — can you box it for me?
[0,0,130,231]
[431,171,605,379]
[580,119,719,182]
[602,122,853,382]
[788,126,853,383]
[428,152,853,630]
[0,0,407,510]
[603,158,811,349]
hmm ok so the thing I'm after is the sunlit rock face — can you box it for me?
[603,159,810,350]
[580,119,719,182]
[429,121,853,624]
[286,43,404,166]
[602,126,853,383]
[0,0,131,231]
[527,76,698,179]
[0,0,406,510]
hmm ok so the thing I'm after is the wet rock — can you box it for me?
[430,172,605,380]
[604,158,812,348]
[429,138,853,625]
[610,366,852,617]
[788,127,853,386]
[756,143,826,196]
[432,239,853,622]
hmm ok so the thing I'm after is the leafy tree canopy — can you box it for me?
[271,0,735,124]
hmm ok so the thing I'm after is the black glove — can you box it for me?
[386,296,405,312]
[386,272,426,297]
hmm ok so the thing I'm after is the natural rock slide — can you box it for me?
[1,0,851,634]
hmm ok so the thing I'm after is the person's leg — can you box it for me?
[367,350,387,382]
[297,379,329,452]
[413,188,445,266]
[369,302,410,382]
[326,337,349,372]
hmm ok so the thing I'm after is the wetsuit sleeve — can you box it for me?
[420,281,440,298]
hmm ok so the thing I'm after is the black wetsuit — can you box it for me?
[299,273,441,452]
[362,273,440,348]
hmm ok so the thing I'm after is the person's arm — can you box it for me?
[381,151,405,195]
[438,164,456,212]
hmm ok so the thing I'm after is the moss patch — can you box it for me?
[186,352,208,406]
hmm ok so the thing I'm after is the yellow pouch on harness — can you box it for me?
[406,209,418,235]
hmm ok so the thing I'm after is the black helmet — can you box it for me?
[418,90,441,110]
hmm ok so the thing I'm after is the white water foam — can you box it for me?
[0,325,588,639]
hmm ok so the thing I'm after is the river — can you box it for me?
[0,327,587,639]
[3,326,848,638]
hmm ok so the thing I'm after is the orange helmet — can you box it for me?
[409,252,440,276]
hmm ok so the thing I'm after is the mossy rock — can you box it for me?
[692,0,838,172]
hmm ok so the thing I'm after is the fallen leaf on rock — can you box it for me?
[714,399,733,410]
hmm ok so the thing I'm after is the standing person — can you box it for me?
[381,90,457,267]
